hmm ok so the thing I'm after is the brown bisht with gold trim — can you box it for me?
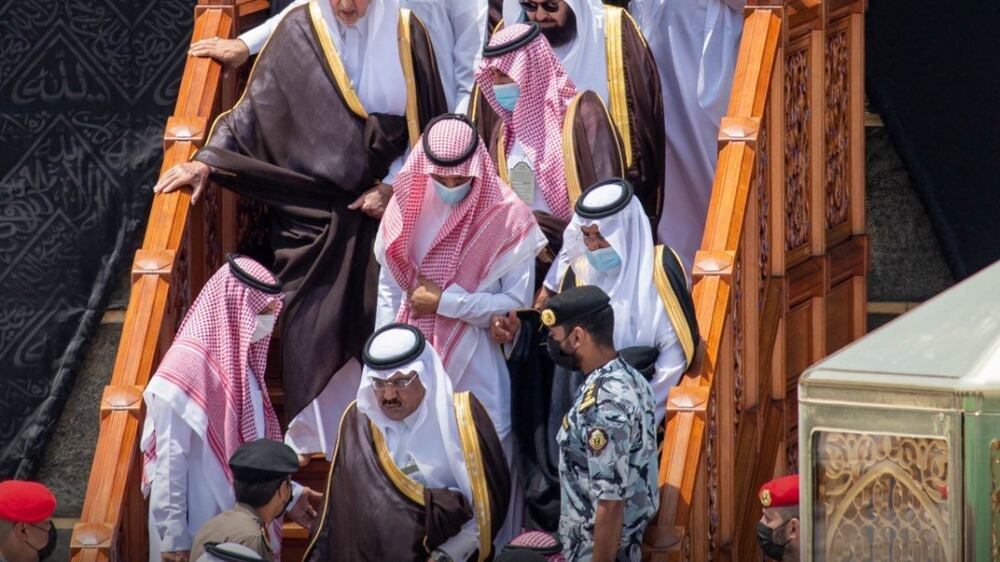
[194,4,447,422]
[303,395,510,561]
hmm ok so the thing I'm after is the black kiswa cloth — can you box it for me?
[195,4,447,421]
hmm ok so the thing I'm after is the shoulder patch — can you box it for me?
[578,383,597,412]
[587,428,608,453]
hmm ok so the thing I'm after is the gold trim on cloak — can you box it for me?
[653,244,696,365]
[561,93,584,209]
[309,1,368,120]
[604,6,633,169]
[454,391,492,562]
[397,9,422,147]
[370,419,427,506]
[301,400,356,560]
[495,122,510,184]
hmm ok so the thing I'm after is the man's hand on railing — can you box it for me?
[161,551,190,562]
[189,37,250,68]
[153,161,211,205]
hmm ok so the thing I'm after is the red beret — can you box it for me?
[758,474,798,509]
[0,481,56,523]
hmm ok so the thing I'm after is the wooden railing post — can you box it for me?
[71,1,269,559]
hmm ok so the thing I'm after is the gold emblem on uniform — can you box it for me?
[759,489,772,507]
[587,428,608,452]
[541,309,556,327]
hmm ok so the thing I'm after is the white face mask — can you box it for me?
[251,313,276,343]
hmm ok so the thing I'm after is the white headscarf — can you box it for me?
[501,0,609,102]
[560,183,662,347]
[319,0,408,115]
[356,327,473,500]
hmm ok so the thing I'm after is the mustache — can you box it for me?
[382,398,402,407]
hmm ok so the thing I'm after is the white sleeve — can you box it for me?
[436,518,480,562]
[437,258,533,329]
[376,263,405,329]
[238,0,308,55]
[627,0,664,35]
[149,398,195,552]
[381,148,409,185]
[543,248,570,292]
[651,318,688,424]
[449,0,488,113]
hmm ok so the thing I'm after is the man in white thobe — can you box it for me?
[191,0,487,112]
[141,256,319,562]
[629,0,746,273]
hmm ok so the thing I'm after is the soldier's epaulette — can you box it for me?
[578,383,598,412]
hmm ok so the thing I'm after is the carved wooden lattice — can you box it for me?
[757,121,770,309]
[784,46,810,255]
[732,252,744,432]
[824,26,850,232]
[813,432,950,561]
[706,390,720,559]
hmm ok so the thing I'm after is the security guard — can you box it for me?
[756,474,801,561]
[543,285,658,562]
[190,439,300,561]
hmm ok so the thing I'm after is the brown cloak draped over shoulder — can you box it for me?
[606,6,665,226]
[478,11,665,226]
[195,5,446,421]
[475,90,625,284]
[304,395,510,562]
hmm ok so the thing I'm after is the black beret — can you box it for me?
[574,178,634,219]
[228,439,299,482]
[363,323,426,370]
[540,285,611,328]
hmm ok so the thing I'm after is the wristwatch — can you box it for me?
[430,549,454,562]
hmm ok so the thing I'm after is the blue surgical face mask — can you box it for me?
[493,83,520,112]
[585,246,622,272]
[433,177,472,205]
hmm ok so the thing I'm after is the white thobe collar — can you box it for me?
[333,12,370,86]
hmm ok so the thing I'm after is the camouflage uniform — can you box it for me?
[556,356,659,561]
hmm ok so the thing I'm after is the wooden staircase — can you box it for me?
[69,1,868,561]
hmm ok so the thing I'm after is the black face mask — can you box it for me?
[546,332,580,371]
[756,520,790,561]
[26,523,57,561]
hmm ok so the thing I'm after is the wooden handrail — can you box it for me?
[70,2,269,559]
[644,0,869,559]
[647,11,781,555]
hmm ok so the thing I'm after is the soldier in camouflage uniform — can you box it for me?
[540,285,658,561]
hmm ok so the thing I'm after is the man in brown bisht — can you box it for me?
[152,0,447,460]
[471,22,625,299]
[304,323,510,562]
[482,0,665,227]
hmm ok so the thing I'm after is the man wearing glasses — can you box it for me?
[304,324,511,562]
[486,0,666,229]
